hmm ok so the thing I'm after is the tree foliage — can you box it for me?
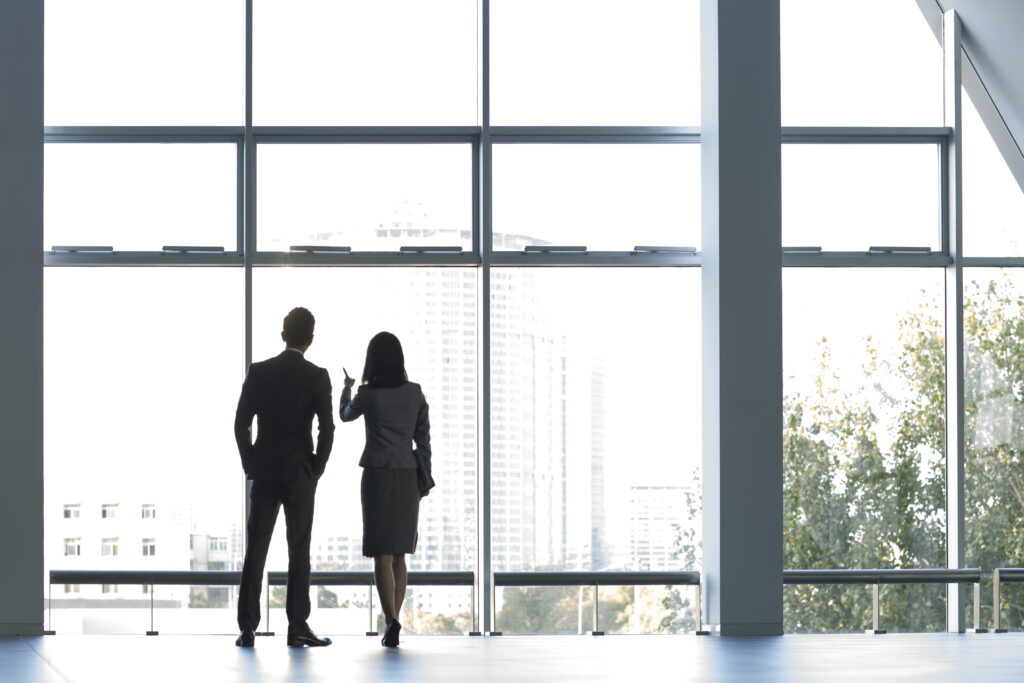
[784,275,1024,631]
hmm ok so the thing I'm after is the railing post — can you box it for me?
[146,583,157,635]
[469,581,481,635]
[865,583,885,634]
[489,578,500,635]
[590,583,603,635]
[45,582,54,635]
[366,582,376,636]
[994,569,1006,632]
[696,584,710,635]
[966,579,987,633]
[974,582,981,632]
[873,583,879,632]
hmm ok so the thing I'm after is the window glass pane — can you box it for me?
[783,144,940,251]
[965,269,1024,631]
[962,92,1024,256]
[45,0,243,125]
[45,269,243,634]
[783,269,945,633]
[492,144,700,250]
[45,144,237,252]
[491,0,700,125]
[253,269,477,585]
[490,269,701,586]
[781,0,942,126]
[257,145,472,251]
[253,0,477,125]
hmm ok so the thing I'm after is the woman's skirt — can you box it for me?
[361,466,420,556]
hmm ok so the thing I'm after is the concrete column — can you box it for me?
[0,0,44,636]
[700,0,783,635]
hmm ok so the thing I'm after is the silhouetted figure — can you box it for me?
[234,307,334,648]
[340,331,431,648]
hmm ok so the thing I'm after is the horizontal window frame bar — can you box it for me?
[782,252,952,267]
[494,571,700,587]
[47,253,1024,269]
[251,251,480,267]
[961,257,1024,268]
[487,251,701,267]
[44,252,244,267]
[44,126,952,145]
[783,568,981,585]
[254,126,481,143]
[45,127,245,143]
[782,127,951,144]
[43,252,704,267]
[491,126,700,143]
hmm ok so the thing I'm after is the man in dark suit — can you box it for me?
[234,307,334,648]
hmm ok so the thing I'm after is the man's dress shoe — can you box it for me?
[235,628,255,647]
[287,629,332,647]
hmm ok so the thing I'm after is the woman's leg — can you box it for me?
[374,554,396,623]
[392,554,408,619]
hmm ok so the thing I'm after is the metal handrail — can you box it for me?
[47,569,243,635]
[50,569,240,585]
[267,570,473,587]
[495,570,700,587]
[46,569,478,636]
[783,568,983,634]
[491,570,704,636]
[783,568,981,584]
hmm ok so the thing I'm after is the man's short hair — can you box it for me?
[282,307,315,347]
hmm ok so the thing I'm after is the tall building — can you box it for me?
[628,486,692,571]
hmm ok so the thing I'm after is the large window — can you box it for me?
[783,270,946,632]
[44,143,237,252]
[45,0,1024,638]
[492,144,700,250]
[252,269,478,579]
[962,91,1024,256]
[44,269,243,632]
[45,0,244,125]
[490,0,700,126]
[782,143,941,251]
[779,0,968,635]
[256,144,473,252]
[45,0,702,637]
[253,0,477,125]
[781,0,942,126]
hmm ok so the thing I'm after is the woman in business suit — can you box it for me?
[340,331,430,648]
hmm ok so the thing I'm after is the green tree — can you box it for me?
[317,586,338,609]
[783,275,1024,632]
[783,299,946,632]
[963,276,1024,629]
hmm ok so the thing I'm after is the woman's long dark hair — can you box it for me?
[361,331,408,388]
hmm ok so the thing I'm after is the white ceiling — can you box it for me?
[917,0,1024,192]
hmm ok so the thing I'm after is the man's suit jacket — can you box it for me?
[234,350,335,481]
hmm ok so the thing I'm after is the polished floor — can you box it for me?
[3,632,1024,682]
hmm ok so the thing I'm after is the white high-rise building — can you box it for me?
[628,486,691,571]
